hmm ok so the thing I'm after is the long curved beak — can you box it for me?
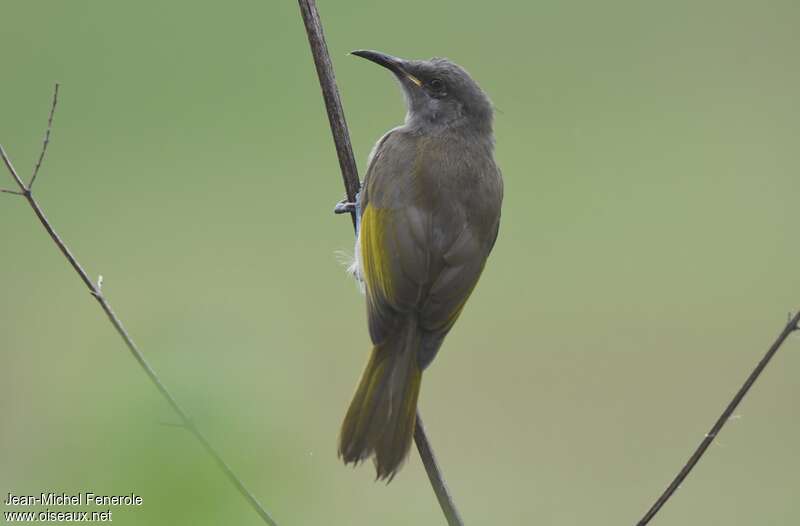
[351,50,422,87]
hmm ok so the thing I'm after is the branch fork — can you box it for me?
[2,84,278,526]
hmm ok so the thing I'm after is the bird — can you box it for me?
[337,50,503,481]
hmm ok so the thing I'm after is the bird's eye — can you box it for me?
[429,78,444,92]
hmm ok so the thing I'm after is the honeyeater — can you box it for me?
[337,50,503,480]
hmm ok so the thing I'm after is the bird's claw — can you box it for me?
[334,200,357,215]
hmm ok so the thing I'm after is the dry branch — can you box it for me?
[1,84,279,526]
[637,311,799,524]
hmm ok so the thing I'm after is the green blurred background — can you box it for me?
[2,1,798,524]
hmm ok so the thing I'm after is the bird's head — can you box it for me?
[352,50,493,134]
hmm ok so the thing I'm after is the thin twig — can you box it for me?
[636,311,800,525]
[29,83,59,189]
[297,0,360,232]
[1,85,278,526]
[296,2,465,525]
[415,415,465,526]
[1,144,29,192]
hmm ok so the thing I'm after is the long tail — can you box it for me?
[338,318,422,481]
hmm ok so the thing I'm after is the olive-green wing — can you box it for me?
[360,130,502,364]
[359,130,428,345]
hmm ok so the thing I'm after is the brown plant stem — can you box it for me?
[1,84,279,526]
[637,311,800,525]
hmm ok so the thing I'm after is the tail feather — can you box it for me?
[339,319,422,480]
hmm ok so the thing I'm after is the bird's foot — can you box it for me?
[334,199,357,215]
